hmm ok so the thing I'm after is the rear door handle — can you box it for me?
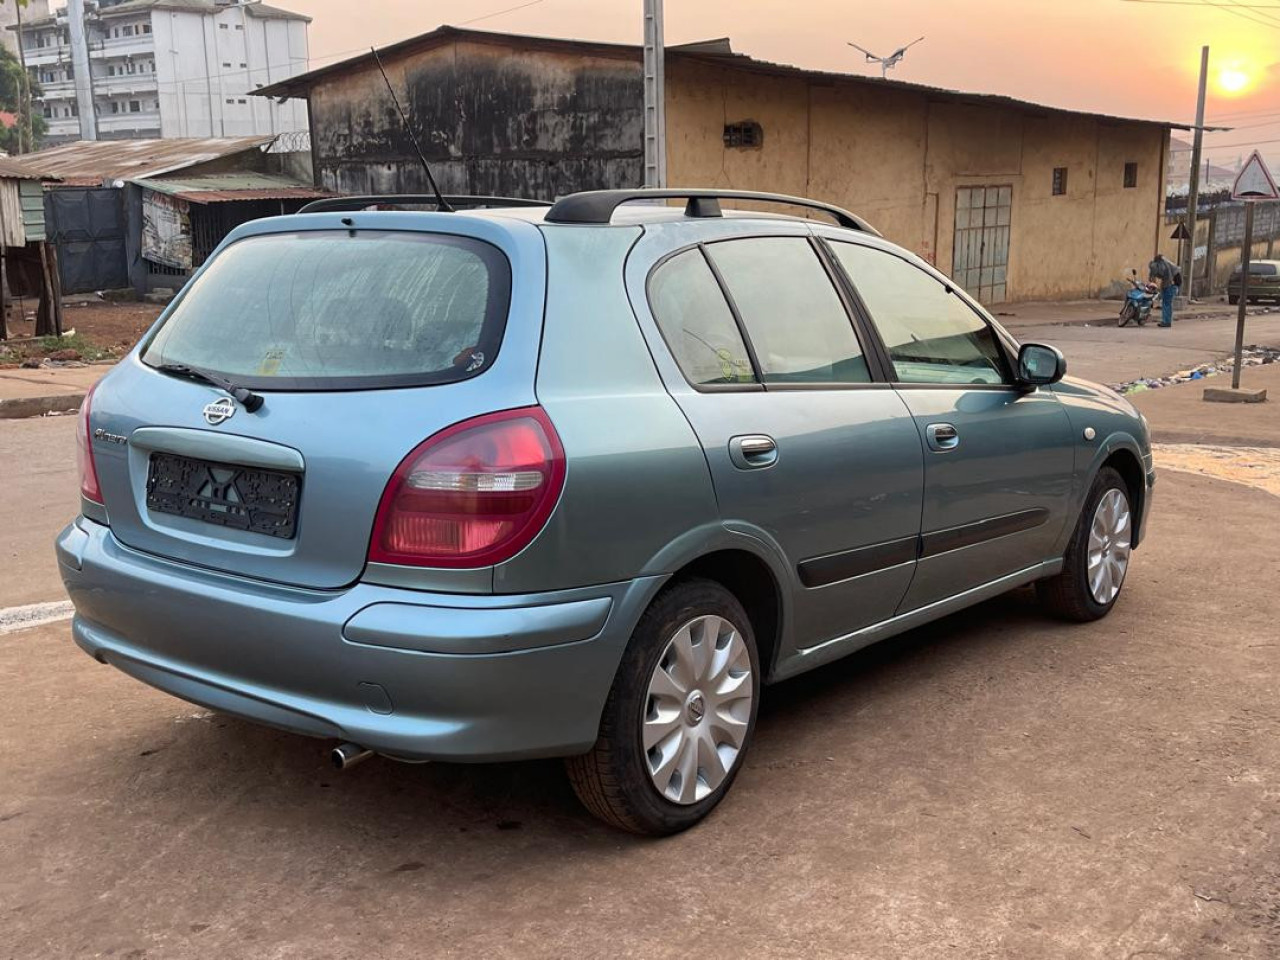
[926,423,959,452]
[729,434,778,469]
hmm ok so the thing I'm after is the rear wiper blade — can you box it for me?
[155,363,264,412]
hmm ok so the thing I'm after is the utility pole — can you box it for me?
[642,0,666,188]
[66,0,98,140]
[1182,45,1208,303]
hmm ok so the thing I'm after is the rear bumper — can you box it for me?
[57,518,662,761]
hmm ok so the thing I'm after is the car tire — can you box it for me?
[1037,466,1134,622]
[1229,295,1240,305]
[565,578,760,836]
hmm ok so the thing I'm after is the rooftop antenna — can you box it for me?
[370,46,453,212]
[847,36,925,79]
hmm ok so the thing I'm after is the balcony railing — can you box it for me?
[89,34,154,59]
[94,73,159,96]
[24,44,73,67]
[98,110,161,131]
[36,79,76,99]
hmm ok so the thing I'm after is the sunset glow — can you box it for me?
[1216,65,1253,96]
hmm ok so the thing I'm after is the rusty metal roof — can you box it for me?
[255,24,1194,131]
[133,173,329,203]
[6,137,276,187]
[0,157,60,181]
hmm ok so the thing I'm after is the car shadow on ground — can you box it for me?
[86,587,1052,859]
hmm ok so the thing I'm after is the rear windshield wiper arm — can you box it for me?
[155,363,265,412]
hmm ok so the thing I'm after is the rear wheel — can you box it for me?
[1229,294,1240,305]
[566,579,760,835]
[1037,467,1133,622]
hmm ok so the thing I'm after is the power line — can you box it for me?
[1122,0,1280,25]
[1223,0,1280,22]
[1120,0,1280,6]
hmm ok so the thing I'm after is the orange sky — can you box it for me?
[287,0,1280,167]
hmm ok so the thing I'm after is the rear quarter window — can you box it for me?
[142,230,512,390]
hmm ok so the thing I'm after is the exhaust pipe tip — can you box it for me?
[331,742,374,771]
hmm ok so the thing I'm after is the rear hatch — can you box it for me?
[86,215,546,589]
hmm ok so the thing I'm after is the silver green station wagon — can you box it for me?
[57,189,1154,835]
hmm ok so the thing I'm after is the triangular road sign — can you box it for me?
[1232,150,1280,201]
[1171,221,1192,241]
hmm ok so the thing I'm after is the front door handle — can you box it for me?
[729,434,778,469]
[926,422,959,452]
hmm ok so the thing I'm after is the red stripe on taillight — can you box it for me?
[368,406,566,569]
[76,382,103,505]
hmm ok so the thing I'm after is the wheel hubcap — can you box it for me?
[643,615,753,805]
[1087,488,1132,605]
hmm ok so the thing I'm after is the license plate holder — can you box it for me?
[145,453,300,540]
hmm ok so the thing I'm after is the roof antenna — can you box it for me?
[847,36,925,79]
[370,45,453,212]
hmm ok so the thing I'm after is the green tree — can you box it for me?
[0,0,47,153]
[0,43,45,153]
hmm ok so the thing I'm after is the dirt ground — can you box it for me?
[3,427,1280,957]
[0,300,162,366]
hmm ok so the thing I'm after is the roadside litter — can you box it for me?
[1110,345,1280,394]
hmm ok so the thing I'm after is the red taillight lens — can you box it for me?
[368,407,566,568]
[76,383,103,505]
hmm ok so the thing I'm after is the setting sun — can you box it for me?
[1216,65,1254,96]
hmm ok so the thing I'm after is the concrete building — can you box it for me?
[14,0,310,144]
[259,26,1188,304]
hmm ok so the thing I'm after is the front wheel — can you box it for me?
[1037,467,1134,622]
[565,579,760,835]
[1229,294,1240,306]
[1118,304,1133,327]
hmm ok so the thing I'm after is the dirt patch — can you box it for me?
[1,300,163,366]
[1154,443,1280,498]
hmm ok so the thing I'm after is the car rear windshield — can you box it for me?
[1234,262,1278,276]
[141,230,512,390]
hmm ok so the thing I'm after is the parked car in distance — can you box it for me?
[57,188,1155,835]
[1228,259,1280,305]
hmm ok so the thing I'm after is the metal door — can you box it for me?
[953,186,1011,303]
[45,188,130,293]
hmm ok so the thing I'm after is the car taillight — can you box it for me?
[76,382,103,505]
[368,407,566,568]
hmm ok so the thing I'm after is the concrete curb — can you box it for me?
[0,393,85,420]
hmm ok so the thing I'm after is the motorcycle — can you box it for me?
[1119,270,1157,327]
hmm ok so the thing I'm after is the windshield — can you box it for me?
[142,230,511,390]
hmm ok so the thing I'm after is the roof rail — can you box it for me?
[543,189,880,235]
[298,194,552,214]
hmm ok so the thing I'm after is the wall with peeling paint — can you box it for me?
[299,34,1166,302]
[309,39,643,198]
[666,59,1167,302]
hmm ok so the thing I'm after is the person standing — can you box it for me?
[1148,252,1181,328]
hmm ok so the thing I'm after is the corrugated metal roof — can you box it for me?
[0,157,60,181]
[255,24,1194,132]
[133,172,329,203]
[8,137,276,186]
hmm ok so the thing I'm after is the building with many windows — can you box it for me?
[14,0,310,144]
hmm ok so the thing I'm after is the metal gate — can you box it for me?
[45,188,130,294]
[953,185,1011,303]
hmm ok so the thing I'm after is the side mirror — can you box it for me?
[1017,342,1066,387]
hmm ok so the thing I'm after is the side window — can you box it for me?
[649,249,756,386]
[829,242,1009,385]
[705,237,870,384]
